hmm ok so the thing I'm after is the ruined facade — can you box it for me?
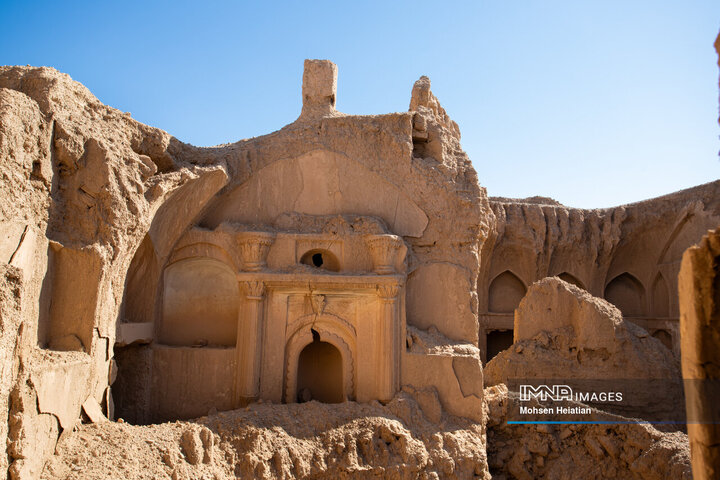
[479,182,720,363]
[0,49,717,479]
[110,60,487,425]
[0,59,492,477]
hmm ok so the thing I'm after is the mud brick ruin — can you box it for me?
[0,40,718,478]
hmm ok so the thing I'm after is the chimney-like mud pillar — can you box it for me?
[300,59,337,119]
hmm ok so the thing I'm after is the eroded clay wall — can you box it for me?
[479,181,720,362]
[0,66,229,478]
[675,32,720,480]
[113,62,492,424]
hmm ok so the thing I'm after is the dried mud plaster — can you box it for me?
[0,54,717,479]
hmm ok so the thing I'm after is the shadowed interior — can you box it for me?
[296,336,344,403]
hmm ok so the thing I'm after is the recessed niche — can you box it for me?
[488,271,526,313]
[300,249,340,272]
[605,272,645,317]
[296,335,344,403]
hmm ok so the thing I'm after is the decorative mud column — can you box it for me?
[365,234,404,274]
[234,232,274,407]
[367,234,404,401]
[235,280,265,407]
[377,283,400,402]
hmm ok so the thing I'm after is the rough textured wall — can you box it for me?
[485,277,681,423]
[679,227,720,480]
[0,62,494,477]
[676,32,720,480]
[0,66,226,479]
[479,181,720,361]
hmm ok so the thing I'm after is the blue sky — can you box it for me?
[1,1,718,208]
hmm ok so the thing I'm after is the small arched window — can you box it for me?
[300,249,340,272]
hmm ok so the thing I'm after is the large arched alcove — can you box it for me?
[604,272,646,317]
[488,270,527,313]
[199,150,428,237]
[119,168,230,328]
[296,334,344,403]
[160,257,239,346]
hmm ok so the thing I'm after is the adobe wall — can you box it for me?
[679,227,720,480]
[479,181,720,362]
[0,43,717,479]
[0,66,229,478]
[0,58,495,478]
[114,61,492,424]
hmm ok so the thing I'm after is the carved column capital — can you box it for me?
[377,283,399,303]
[365,234,404,274]
[237,231,276,272]
[243,280,265,300]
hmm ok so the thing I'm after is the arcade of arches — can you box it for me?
[478,187,720,363]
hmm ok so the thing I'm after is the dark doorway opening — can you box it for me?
[297,335,344,403]
[486,330,514,363]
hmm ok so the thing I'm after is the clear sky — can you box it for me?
[1,1,718,208]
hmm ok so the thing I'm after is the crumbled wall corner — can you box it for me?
[402,324,485,423]
[7,381,60,480]
[678,227,720,480]
[0,265,24,476]
[0,65,233,479]
[402,74,492,347]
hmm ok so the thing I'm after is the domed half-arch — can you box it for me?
[604,272,646,317]
[200,150,428,237]
[488,270,527,313]
[160,257,239,346]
